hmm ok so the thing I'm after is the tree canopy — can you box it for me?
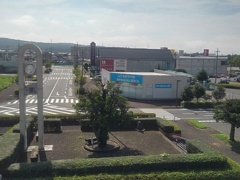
[74,82,133,147]
[213,99,240,141]
[229,55,240,67]
[193,83,206,102]
[212,85,226,101]
[181,86,194,102]
[196,69,208,82]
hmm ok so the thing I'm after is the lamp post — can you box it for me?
[214,48,220,85]
[176,80,181,107]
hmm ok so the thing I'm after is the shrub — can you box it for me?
[0,133,23,172]
[0,115,19,126]
[156,118,174,133]
[6,152,227,178]
[181,101,215,109]
[44,119,62,133]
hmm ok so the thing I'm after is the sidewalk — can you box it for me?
[174,120,240,164]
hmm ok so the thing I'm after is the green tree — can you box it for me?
[181,86,194,102]
[229,55,240,67]
[196,69,208,82]
[193,83,205,102]
[44,61,52,73]
[212,85,226,101]
[197,69,208,82]
[74,82,133,148]
[83,63,89,71]
[214,99,240,141]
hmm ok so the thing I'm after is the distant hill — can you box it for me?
[0,37,86,53]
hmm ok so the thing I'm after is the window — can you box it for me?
[221,61,227,65]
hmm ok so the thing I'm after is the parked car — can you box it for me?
[218,77,229,84]
[92,75,102,81]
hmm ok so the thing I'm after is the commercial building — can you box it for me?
[98,47,175,73]
[176,50,228,76]
[0,50,18,73]
[101,69,189,100]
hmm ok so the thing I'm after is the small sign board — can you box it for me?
[155,84,172,88]
[25,81,37,95]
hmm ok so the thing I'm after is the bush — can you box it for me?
[44,119,62,133]
[156,118,174,133]
[181,101,215,109]
[0,133,23,172]
[186,140,220,154]
[0,115,19,126]
[6,152,227,178]
[219,84,240,89]
[132,113,156,118]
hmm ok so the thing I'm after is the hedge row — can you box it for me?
[156,118,181,134]
[51,166,240,180]
[186,140,221,154]
[0,133,23,171]
[0,112,155,127]
[0,118,34,172]
[6,152,227,178]
[181,101,215,109]
[219,83,240,89]
[0,115,19,126]
[81,118,159,132]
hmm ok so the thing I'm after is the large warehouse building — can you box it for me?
[98,47,175,73]
[101,69,189,100]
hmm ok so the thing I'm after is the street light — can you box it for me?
[176,80,181,107]
[214,48,220,85]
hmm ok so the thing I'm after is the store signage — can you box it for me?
[111,73,143,85]
[101,59,114,71]
[114,59,127,72]
[155,84,172,88]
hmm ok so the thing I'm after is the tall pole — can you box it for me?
[82,48,84,77]
[176,80,181,107]
[214,48,220,84]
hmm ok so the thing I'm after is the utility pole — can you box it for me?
[214,48,220,85]
[82,48,84,77]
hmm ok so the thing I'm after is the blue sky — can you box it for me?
[0,0,240,54]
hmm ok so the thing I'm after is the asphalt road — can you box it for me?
[0,66,78,115]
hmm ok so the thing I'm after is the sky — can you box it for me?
[0,0,240,55]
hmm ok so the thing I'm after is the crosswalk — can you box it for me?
[46,77,74,80]
[50,73,73,76]
[7,98,79,105]
[0,104,76,116]
[139,108,181,120]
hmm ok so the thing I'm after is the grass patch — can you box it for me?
[0,76,16,92]
[186,120,209,129]
[212,133,240,150]
[212,134,229,142]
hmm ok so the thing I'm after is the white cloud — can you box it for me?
[0,1,239,54]
[120,24,136,33]
[10,15,35,27]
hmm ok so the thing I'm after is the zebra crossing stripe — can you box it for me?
[7,98,79,104]
[198,120,216,123]
[26,99,31,103]
[29,99,35,103]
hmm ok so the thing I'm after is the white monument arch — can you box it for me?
[17,44,44,151]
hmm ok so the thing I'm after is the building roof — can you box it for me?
[110,71,175,76]
[98,47,174,61]
[179,56,228,60]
